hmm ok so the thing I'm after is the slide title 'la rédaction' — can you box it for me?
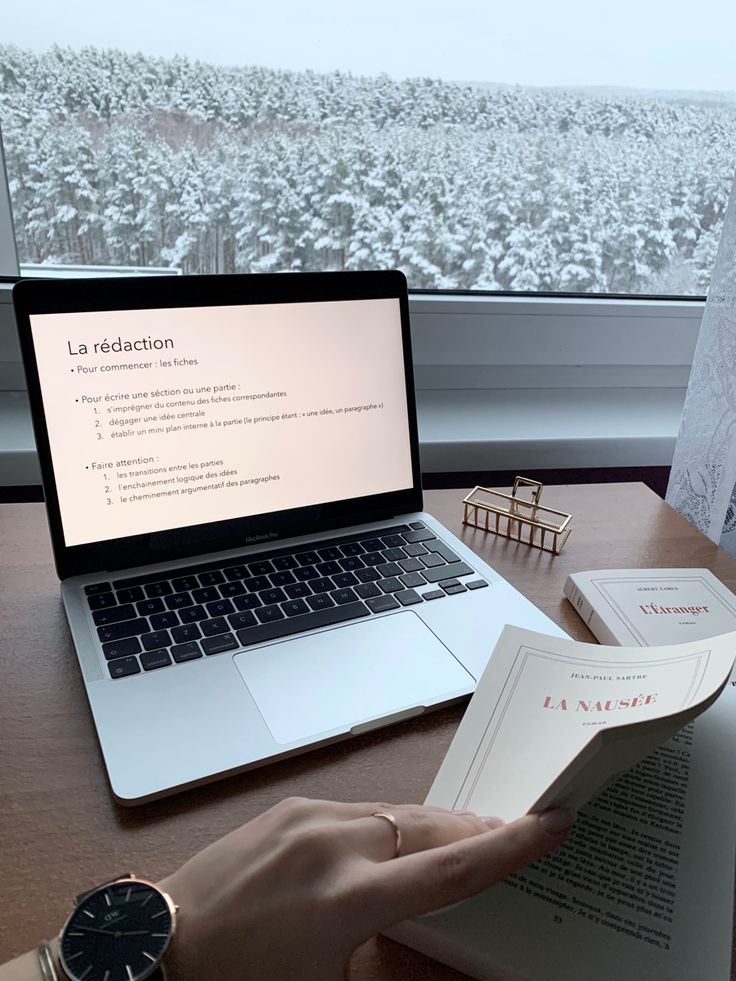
[67,337,174,355]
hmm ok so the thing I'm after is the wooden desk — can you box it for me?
[2,483,735,979]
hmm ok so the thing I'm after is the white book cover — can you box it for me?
[386,626,736,981]
[563,568,736,647]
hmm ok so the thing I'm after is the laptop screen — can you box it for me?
[28,296,414,549]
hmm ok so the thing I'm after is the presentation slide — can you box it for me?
[30,297,413,547]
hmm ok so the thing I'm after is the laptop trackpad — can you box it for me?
[234,612,473,745]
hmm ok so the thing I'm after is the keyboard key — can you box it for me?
[172,623,202,643]
[316,560,341,576]
[259,587,287,606]
[377,562,402,578]
[92,603,136,627]
[409,521,426,530]
[222,565,248,581]
[378,577,403,593]
[426,542,460,563]
[165,591,193,610]
[145,581,172,597]
[466,579,489,590]
[108,656,140,679]
[220,581,246,597]
[171,642,203,663]
[317,546,342,561]
[382,547,406,562]
[422,562,474,583]
[248,559,274,577]
[399,557,424,573]
[140,649,172,671]
[332,571,358,588]
[97,618,149,643]
[339,542,364,556]
[85,581,111,595]
[338,556,364,572]
[310,577,334,594]
[201,616,229,636]
[307,594,336,611]
[400,572,426,589]
[116,586,144,604]
[206,598,235,618]
[354,582,381,599]
[198,570,225,586]
[422,589,446,600]
[362,552,385,567]
[137,598,165,616]
[420,552,446,569]
[294,566,319,581]
[272,555,299,570]
[141,629,172,651]
[202,633,238,656]
[172,575,199,591]
[270,570,296,586]
[243,575,271,592]
[102,637,141,661]
[360,538,384,553]
[396,589,423,606]
[296,550,320,566]
[444,583,467,595]
[403,530,436,544]
[88,592,117,611]
[284,582,311,599]
[404,543,428,557]
[331,587,358,605]
[256,604,285,623]
[236,601,369,647]
[192,586,220,604]
[229,610,258,630]
[150,611,180,630]
[283,599,309,617]
[366,595,400,613]
[355,567,381,583]
[179,605,208,623]
[381,535,405,549]
[233,593,262,610]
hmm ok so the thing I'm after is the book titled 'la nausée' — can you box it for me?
[385,625,736,981]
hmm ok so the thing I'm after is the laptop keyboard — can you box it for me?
[83,522,488,679]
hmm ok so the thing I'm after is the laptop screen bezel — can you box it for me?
[14,270,423,581]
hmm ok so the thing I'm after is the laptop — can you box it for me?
[13,270,563,804]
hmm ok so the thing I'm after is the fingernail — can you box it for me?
[538,808,576,835]
[480,815,505,828]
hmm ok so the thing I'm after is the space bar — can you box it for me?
[236,601,370,647]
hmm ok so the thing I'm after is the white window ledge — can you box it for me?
[0,387,683,487]
[0,290,697,485]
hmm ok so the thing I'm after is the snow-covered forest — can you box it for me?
[1,44,734,293]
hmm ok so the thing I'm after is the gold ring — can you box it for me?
[371,810,402,858]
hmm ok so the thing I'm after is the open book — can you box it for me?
[386,627,736,981]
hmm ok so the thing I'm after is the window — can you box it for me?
[0,1,734,293]
[0,2,726,478]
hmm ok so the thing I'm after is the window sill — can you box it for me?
[0,387,682,487]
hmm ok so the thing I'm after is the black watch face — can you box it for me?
[60,880,173,981]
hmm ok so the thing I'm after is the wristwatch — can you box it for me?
[56,873,177,981]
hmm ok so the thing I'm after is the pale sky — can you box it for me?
[4,0,736,92]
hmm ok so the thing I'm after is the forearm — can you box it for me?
[0,951,43,981]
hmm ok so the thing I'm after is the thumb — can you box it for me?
[361,808,574,933]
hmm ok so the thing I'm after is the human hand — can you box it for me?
[160,797,574,981]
